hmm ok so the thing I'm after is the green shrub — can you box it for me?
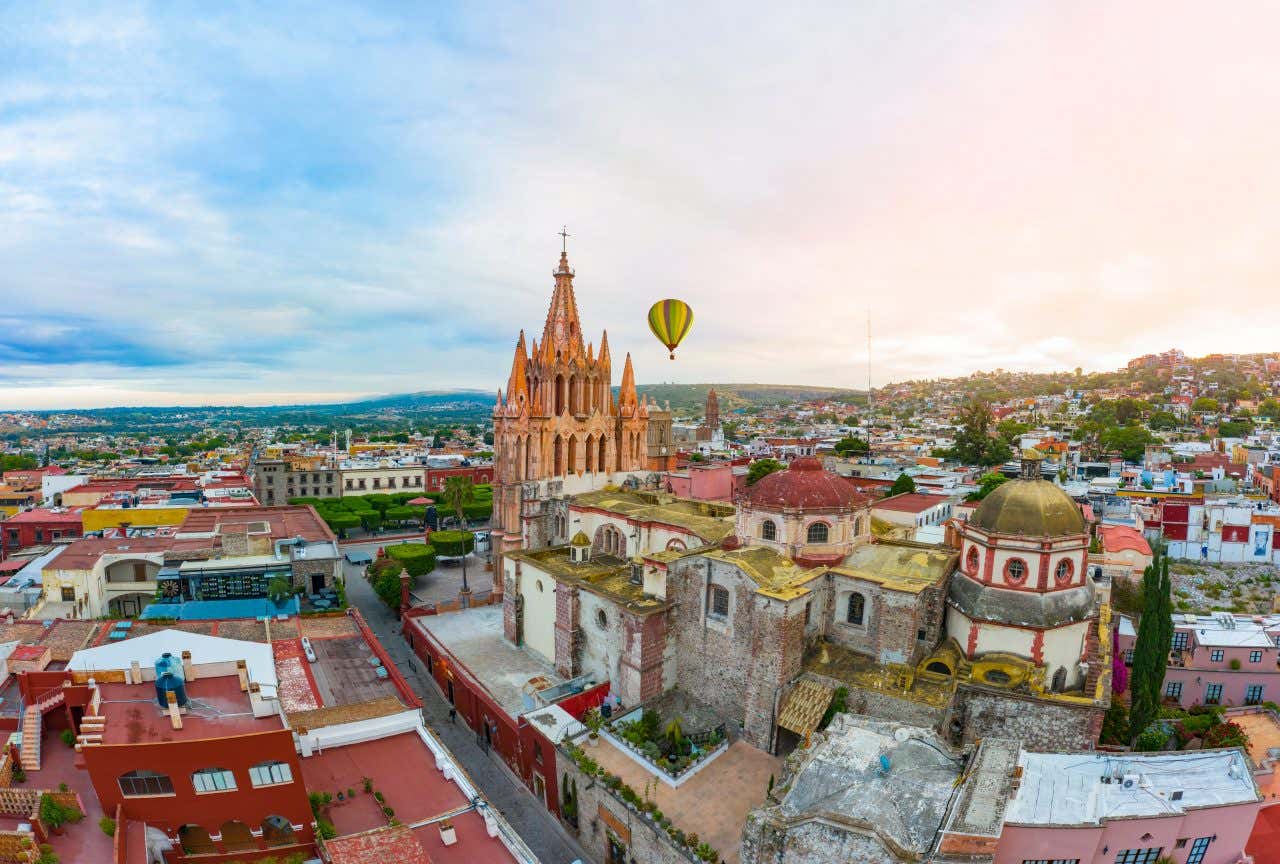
[1135,726,1167,751]
[316,819,337,840]
[322,511,360,536]
[98,817,116,837]
[59,729,76,748]
[430,530,474,558]
[385,543,437,578]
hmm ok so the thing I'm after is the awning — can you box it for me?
[344,551,373,564]
[777,678,835,737]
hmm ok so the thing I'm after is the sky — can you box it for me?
[2,2,1279,409]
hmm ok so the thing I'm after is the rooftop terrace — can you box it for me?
[409,605,566,718]
[1004,748,1261,826]
[96,675,283,745]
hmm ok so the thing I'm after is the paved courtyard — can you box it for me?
[589,737,780,864]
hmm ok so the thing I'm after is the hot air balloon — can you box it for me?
[647,299,694,360]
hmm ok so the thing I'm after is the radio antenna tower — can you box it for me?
[866,312,873,416]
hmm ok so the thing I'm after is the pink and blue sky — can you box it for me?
[2,2,1278,408]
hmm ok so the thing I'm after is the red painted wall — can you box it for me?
[83,728,312,848]
[425,466,494,491]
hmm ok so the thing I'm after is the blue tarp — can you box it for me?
[140,596,299,621]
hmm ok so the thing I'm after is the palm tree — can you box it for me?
[441,476,476,594]
[441,476,475,529]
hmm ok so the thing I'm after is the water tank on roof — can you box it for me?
[154,652,188,709]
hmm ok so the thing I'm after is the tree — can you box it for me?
[1147,410,1179,431]
[746,458,785,486]
[429,530,474,558]
[1100,424,1156,462]
[1217,419,1252,438]
[967,472,1010,501]
[1191,397,1219,413]
[887,473,916,496]
[995,418,1030,444]
[1128,553,1173,746]
[947,401,1012,466]
[266,577,292,604]
[1258,398,1280,419]
[833,437,870,457]
[1099,700,1130,745]
[441,476,476,528]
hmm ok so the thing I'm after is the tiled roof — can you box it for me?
[746,458,867,510]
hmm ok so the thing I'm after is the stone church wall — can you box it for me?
[742,816,903,864]
[954,685,1103,752]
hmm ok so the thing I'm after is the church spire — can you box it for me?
[618,352,638,413]
[541,241,586,360]
[506,330,529,402]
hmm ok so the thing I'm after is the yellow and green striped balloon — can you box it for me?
[647,299,694,360]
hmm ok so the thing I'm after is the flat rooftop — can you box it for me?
[1004,749,1261,826]
[273,634,404,714]
[409,605,563,718]
[301,731,519,864]
[776,715,962,857]
[96,675,283,745]
[873,492,950,513]
[830,542,954,594]
[1181,613,1280,648]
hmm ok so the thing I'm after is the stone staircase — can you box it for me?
[19,705,40,772]
[19,689,67,773]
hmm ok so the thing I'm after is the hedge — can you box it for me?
[385,543,437,578]
[430,530,475,558]
[384,506,419,523]
[323,512,360,535]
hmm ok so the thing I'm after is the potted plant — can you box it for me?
[39,794,80,836]
[439,819,457,846]
[583,708,605,746]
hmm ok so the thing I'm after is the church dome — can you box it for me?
[746,457,865,510]
[968,478,1085,537]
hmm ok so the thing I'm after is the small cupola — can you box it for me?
[569,530,591,564]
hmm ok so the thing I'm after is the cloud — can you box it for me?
[1,1,1279,407]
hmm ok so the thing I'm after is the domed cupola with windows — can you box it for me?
[945,449,1095,692]
[735,457,872,567]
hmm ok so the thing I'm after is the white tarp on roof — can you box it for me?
[67,629,278,694]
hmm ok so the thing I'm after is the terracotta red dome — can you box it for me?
[746,457,867,509]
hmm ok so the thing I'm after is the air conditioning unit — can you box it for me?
[1121,774,1140,789]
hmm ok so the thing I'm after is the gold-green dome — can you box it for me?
[570,530,591,547]
[969,478,1085,537]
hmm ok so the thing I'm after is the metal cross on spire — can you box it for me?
[558,225,570,254]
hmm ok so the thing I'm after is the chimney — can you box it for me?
[236,660,249,692]
[130,660,141,685]
[166,691,183,730]
[181,650,196,681]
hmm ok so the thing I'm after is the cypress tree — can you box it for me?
[1128,550,1173,745]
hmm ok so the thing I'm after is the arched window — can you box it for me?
[1004,558,1028,584]
[596,608,609,630]
[966,546,980,575]
[262,816,297,847]
[708,584,729,619]
[220,821,255,852]
[191,767,236,793]
[179,825,215,855]
[760,520,777,541]
[1051,667,1068,692]
[118,770,174,797]
[1054,559,1074,584]
[666,538,686,552]
[846,593,865,626]
[248,761,293,788]
[806,522,829,544]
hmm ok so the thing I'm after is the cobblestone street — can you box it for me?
[342,545,587,864]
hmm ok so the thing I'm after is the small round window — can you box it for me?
[1004,558,1027,584]
[1054,559,1073,584]
[596,609,608,630]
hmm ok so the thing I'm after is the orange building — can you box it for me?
[490,247,674,558]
